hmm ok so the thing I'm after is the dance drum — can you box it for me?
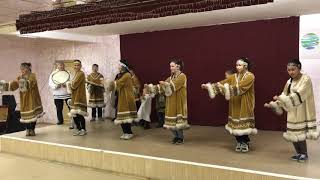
[51,70,70,85]
[0,80,7,94]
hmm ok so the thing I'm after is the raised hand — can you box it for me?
[201,84,207,89]
[264,103,271,108]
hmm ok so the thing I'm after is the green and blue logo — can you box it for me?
[301,33,319,50]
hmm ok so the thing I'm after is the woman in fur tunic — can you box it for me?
[201,58,256,153]
[105,59,137,140]
[146,59,189,145]
[265,59,319,162]
[0,62,44,136]
[66,60,88,136]
[87,64,105,121]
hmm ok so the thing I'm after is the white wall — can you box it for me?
[300,14,320,123]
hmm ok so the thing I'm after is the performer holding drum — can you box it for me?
[87,64,105,121]
[49,61,73,126]
[0,62,44,136]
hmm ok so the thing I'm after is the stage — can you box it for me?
[0,120,319,180]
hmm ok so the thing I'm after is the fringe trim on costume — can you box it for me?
[283,132,306,142]
[205,83,216,99]
[224,83,231,100]
[68,109,88,117]
[225,124,258,136]
[278,94,293,111]
[306,130,320,140]
[20,112,45,123]
[163,123,190,130]
[87,102,106,108]
[163,82,172,96]
[269,101,284,115]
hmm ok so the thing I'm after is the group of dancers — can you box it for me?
[0,57,319,163]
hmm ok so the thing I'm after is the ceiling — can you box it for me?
[57,0,320,36]
[0,0,320,39]
[0,0,52,25]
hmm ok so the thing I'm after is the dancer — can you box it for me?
[87,64,105,121]
[201,57,256,152]
[264,58,319,162]
[66,60,88,136]
[0,62,44,136]
[104,59,137,140]
[146,59,189,145]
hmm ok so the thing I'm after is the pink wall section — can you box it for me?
[0,35,121,124]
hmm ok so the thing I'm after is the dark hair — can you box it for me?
[21,62,32,71]
[92,64,98,67]
[286,59,302,95]
[74,59,82,64]
[225,69,235,75]
[171,59,184,71]
[128,65,134,71]
[239,57,252,70]
[287,58,302,69]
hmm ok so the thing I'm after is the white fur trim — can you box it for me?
[306,130,320,140]
[87,102,106,108]
[157,85,161,94]
[20,112,45,123]
[224,83,231,100]
[66,81,72,94]
[114,119,135,125]
[19,79,28,92]
[67,99,71,106]
[205,83,216,99]
[278,94,293,111]
[163,82,172,96]
[283,132,306,142]
[147,84,156,94]
[68,109,88,117]
[215,83,222,94]
[225,124,258,136]
[163,123,190,130]
[269,101,284,115]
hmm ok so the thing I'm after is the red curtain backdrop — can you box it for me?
[120,17,299,131]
